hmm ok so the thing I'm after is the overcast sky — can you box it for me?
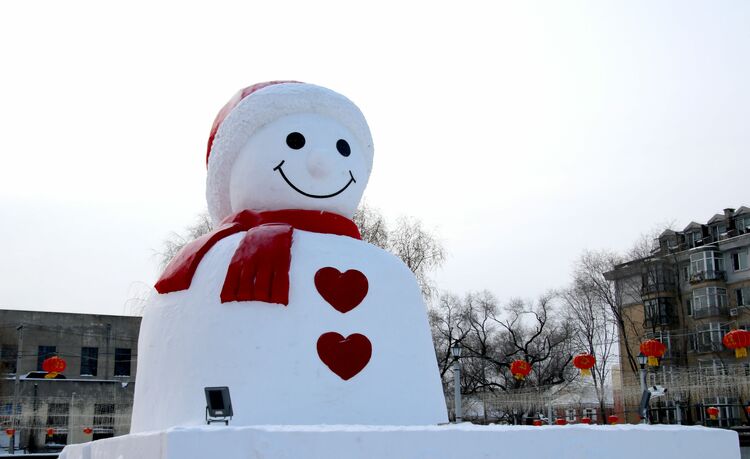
[1,1,748,316]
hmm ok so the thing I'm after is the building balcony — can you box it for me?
[692,305,729,319]
[641,282,676,296]
[644,313,678,328]
[689,270,725,284]
[695,341,725,354]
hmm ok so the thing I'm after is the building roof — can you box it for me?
[683,221,703,232]
[659,229,677,238]
[707,214,726,225]
[735,206,750,216]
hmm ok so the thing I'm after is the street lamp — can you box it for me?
[451,343,462,423]
[637,353,649,424]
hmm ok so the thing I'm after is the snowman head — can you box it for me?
[206,82,374,224]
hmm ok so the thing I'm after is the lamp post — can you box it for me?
[451,343,462,423]
[637,353,648,424]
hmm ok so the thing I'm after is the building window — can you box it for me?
[689,251,724,280]
[737,216,750,234]
[696,323,727,352]
[46,402,69,428]
[645,331,672,357]
[687,231,702,248]
[644,298,673,326]
[93,403,115,440]
[565,409,576,422]
[582,408,597,422]
[710,224,727,241]
[114,348,131,376]
[736,287,750,306]
[731,251,748,271]
[1,345,18,374]
[37,345,57,371]
[680,265,689,283]
[688,333,696,352]
[692,287,728,318]
[686,299,693,316]
[80,347,99,376]
[1,402,22,429]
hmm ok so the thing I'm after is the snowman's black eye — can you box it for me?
[336,139,351,157]
[286,132,305,150]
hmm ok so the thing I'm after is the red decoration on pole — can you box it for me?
[83,427,93,435]
[607,415,618,424]
[722,329,750,359]
[46,428,55,436]
[573,353,596,377]
[42,356,66,378]
[5,428,14,437]
[532,419,543,426]
[510,360,532,380]
[555,418,567,425]
[706,406,720,421]
[639,340,667,367]
[580,417,591,424]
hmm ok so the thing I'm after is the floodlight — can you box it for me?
[204,386,233,425]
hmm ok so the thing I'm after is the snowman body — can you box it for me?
[130,229,448,432]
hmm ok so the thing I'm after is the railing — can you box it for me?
[689,270,725,284]
[692,305,729,319]
[644,313,677,328]
[696,341,725,353]
[641,282,676,295]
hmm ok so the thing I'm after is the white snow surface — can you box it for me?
[130,230,447,432]
[60,424,740,459]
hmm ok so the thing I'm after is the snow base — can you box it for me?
[60,424,739,459]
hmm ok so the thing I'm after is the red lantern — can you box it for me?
[5,428,14,437]
[42,356,67,378]
[580,417,591,424]
[639,340,667,367]
[46,428,55,437]
[555,418,567,425]
[723,329,750,359]
[532,419,543,426]
[745,405,750,416]
[573,353,596,376]
[83,427,93,435]
[607,415,618,425]
[510,360,532,380]
[706,406,720,421]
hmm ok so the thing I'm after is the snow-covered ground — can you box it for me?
[60,423,739,459]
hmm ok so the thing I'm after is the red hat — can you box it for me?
[205,81,374,223]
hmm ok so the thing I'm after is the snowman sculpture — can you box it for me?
[130,81,448,432]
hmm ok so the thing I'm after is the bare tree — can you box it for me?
[573,250,641,375]
[387,216,446,298]
[430,291,574,396]
[561,278,617,423]
[156,211,213,271]
[352,201,389,249]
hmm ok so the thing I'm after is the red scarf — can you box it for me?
[155,209,361,305]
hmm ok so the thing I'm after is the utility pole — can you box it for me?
[9,324,24,454]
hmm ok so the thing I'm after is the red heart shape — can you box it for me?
[314,267,368,313]
[316,332,372,380]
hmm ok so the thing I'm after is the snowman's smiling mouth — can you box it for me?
[273,160,356,198]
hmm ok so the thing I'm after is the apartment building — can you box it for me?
[605,206,750,426]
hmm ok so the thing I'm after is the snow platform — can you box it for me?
[60,424,739,459]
